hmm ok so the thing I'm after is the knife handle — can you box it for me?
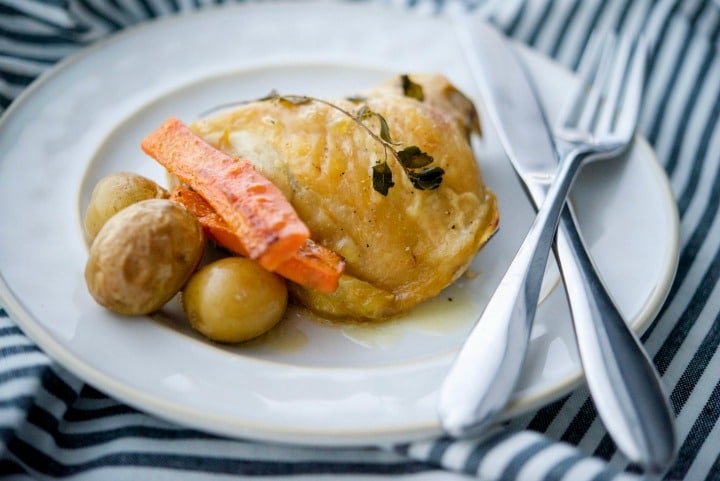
[555,204,676,473]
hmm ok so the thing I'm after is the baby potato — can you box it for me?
[84,172,169,242]
[85,199,205,315]
[183,257,288,343]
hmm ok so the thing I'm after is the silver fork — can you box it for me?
[552,34,676,474]
[439,32,668,458]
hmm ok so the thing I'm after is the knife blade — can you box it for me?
[442,15,676,472]
[437,16,568,438]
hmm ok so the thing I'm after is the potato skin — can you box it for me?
[84,172,169,242]
[85,199,204,315]
[183,257,287,343]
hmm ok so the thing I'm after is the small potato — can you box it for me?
[85,199,204,315]
[84,172,169,242]
[183,257,288,343]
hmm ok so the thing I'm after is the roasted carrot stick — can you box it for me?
[141,117,309,271]
[169,186,249,256]
[170,187,345,293]
[279,239,345,294]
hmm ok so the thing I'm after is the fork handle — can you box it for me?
[438,150,584,436]
[555,205,677,473]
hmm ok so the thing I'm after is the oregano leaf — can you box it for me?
[397,146,434,169]
[259,89,280,101]
[278,94,312,105]
[401,74,425,101]
[408,166,445,190]
[256,91,443,195]
[372,162,395,196]
[376,114,395,145]
[356,107,397,145]
[356,105,371,119]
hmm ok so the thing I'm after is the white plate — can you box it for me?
[0,2,678,446]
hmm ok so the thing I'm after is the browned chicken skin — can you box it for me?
[190,73,498,320]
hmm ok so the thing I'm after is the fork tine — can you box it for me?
[576,32,605,78]
[613,34,649,142]
[595,34,633,135]
[576,35,617,132]
[555,32,616,133]
[557,32,648,148]
[555,34,600,128]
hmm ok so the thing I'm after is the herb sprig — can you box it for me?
[260,78,444,196]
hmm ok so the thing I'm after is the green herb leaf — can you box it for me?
[397,146,434,169]
[372,162,395,196]
[356,105,371,119]
[401,74,425,101]
[376,114,394,145]
[259,89,280,101]
[256,91,442,195]
[408,166,445,190]
[346,95,367,102]
[278,94,312,105]
[356,107,397,145]
[259,91,313,105]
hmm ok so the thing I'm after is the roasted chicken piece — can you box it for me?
[190,74,498,320]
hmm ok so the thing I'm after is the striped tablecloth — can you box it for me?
[2,0,719,480]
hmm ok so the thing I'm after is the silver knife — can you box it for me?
[440,16,676,473]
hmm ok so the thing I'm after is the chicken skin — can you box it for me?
[190,74,498,320]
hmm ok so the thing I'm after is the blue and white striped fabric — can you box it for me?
[2,0,720,480]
